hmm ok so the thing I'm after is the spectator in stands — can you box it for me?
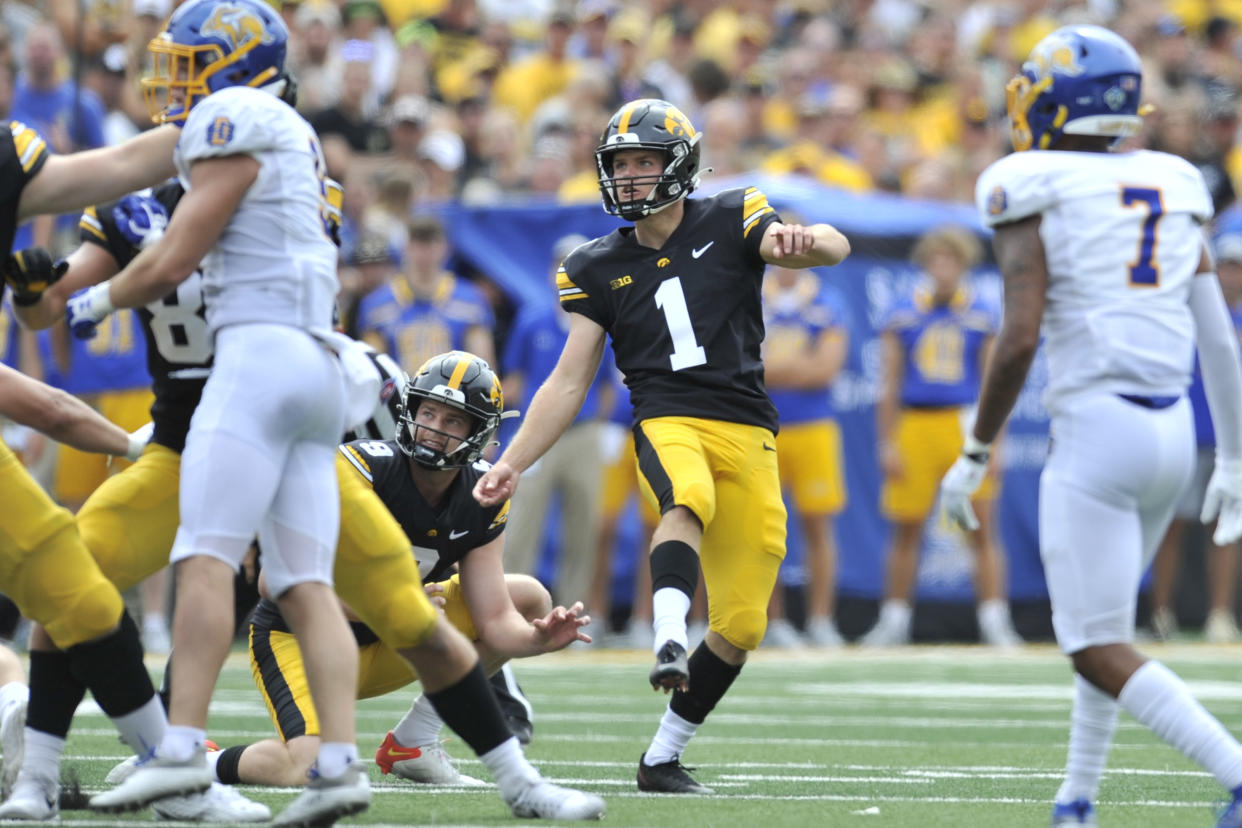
[288,1,345,114]
[309,40,389,153]
[863,225,1021,648]
[13,22,105,154]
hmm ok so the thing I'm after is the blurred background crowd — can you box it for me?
[4,0,1242,652]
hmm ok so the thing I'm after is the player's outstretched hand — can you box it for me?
[474,461,519,506]
[3,247,67,306]
[532,601,591,651]
[1203,457,1242,546]
[769,222,816,259]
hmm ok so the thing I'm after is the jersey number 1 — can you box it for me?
[654,277,706,371]
[1121,186,1163,286]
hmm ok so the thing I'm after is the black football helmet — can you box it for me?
[595,98,703,221]
[396,351,504,469]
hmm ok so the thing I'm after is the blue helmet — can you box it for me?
[1006,25,1144,151]
[142,0,289,124]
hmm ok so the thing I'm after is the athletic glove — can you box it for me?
[113,193,169,250]
[1203,457,1242,546]
[940,435,991,531]
[65,283,115,340]
[3,247,67,306]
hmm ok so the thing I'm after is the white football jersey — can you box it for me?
[176,87,338,336]
[976,149,1213,415]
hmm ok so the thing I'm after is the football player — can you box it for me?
[217,352,594,796]
[475,97,850,793]
[939,25,1242,827]
[0,38,180,828]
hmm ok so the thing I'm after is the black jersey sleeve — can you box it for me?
[726,186,781,268]
[556,235,616,328]
[1,122,50,257]
[79,181,185,268]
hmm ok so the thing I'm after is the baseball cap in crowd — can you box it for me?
[1156,14,1186,37]
[133,0,171,19]
[296,1,341,29]
[418,130,465,172]
[1216,233,1242,263]
[101,43,128,76]
[388,94,429,127]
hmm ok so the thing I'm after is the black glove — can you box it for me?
[3,248,67,306]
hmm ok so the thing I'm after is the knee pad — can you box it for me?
[722,606,768,652]
[18,525,123,649]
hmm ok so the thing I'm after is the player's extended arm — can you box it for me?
[460,535,590,657]
[0,362,133,457]
[18,126,179,221]
[475,313,606,505]
[13,243,120,331]
[760,222,851,268]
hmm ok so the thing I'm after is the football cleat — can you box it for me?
[106,738,218,786]
[505,778,605,820]
[1206,609,1242,644]
[1050,798,1097,826]
[89,750,212,813]
[0,773,58,820]
[637,753,714,794]
[374,732,486,786]
[649,640,689,692]
[271,761,371,828]
[151,782,271,822]
[1,694,27,800]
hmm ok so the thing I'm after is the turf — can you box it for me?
[36,643,1242,826]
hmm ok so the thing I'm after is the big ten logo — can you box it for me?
[610,275,633,290]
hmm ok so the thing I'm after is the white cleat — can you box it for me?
[152,782,271,822]
[0,773,58,820]
[89,751,212,813]
[105,753,141,785]
[388,741,487,786]
[858,616,910,648]
[1,698,27,800]
[271,761,371,828]
[506,778,606,821]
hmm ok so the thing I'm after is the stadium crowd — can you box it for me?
[3,0,1242,650]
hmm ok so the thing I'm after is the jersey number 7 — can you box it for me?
[1121,186,1164,287]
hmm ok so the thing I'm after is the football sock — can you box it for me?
[1055,674,1118,804]
[651,589,691,654]
[480,737,540,801]
[27,649,85,739]
[392,694,443,747]
[211,745,248,784]
[650,540,698,653]
[426,662,511,756]
[644,708,698,766]
[1118,660,1242,789]
[112,695,167,759]
[66,611,157,718]
[316,742,358,780]
[159,724,206,763]
[22,729,64,783]
[671,641,742,724]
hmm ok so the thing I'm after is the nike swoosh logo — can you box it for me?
[763,443,776,452]
[691,241,714,259]
[449,529,469,539]
[383,746,422,760]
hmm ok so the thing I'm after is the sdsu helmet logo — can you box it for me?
[201,4,276,52]
[1028,40,1085,80]
[663,105,696,139]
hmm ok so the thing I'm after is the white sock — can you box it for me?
[977,599,1009,629]
[316,742,358,780]
[159,724,205,762]
[1118,660,1242,789]
[206,747,223,780]
[1055,674,1119,804]
[880,600,912,629]
[22,729,64,782]
[652,588,691,655]
[391,694,443,747]
[113,695,167,758]
[479,737,540,800]
[0,681,28,717]
[644,707,699,766]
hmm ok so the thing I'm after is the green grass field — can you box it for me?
[42,643,1242,826]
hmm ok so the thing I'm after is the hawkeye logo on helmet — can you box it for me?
[663,106,696,139]
[202,4,276,51]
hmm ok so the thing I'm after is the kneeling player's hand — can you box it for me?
[3,247,67,306]
[66,283,115,340]
[532,601,591,651]
[1203,457,1242,546]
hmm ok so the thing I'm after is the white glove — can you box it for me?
[940,435,991,531]
[125,422,154,462]
[1202,456,1242,546]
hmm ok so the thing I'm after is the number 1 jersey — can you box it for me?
[558,187,781,433]
[976,149,1213,416]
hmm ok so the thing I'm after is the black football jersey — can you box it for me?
[337,438,510,583]
[79,181,208,453]
[558,187,781,433]
[1,122,49,261]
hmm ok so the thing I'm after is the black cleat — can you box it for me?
[649,641,689,692]
[637,753,714,794]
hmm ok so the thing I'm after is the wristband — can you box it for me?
[962,433,991,463]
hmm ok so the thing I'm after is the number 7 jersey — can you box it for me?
[558,187,781,432]
[976,149,1214,415]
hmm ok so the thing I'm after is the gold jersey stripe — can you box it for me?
[489,499,511,529]
[743,206,774,238]
[742,190,771,222]
[11,123,47,174]
[79,208,107,241]
[556,267,587,300]
[339,445,373,483]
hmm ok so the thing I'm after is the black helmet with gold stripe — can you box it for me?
[595,98,703,221]
[396,350,504,469]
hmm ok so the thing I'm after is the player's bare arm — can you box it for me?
[107,155,258,309]
[972,215,1048,444]
[475,313,606,506]
[459,535,591,656]
[0,363,130,456]
[14,243,119,330]
[18,125,179,220]
[760,221,850,268]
